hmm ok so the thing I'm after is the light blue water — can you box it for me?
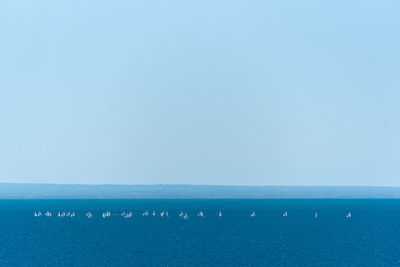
[0,199,399,266]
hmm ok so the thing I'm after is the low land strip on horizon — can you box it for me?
[0,183,399,199]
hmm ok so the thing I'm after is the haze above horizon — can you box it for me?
[1,1,399,186]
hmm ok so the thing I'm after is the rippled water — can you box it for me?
[0,199,399,266]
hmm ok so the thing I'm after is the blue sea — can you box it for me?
[0,199,399,266]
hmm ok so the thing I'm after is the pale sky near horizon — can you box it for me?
[1,1,399,185]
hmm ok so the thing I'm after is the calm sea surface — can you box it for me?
[0,199,399,266]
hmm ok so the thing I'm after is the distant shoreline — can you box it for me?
[1,183,400,199]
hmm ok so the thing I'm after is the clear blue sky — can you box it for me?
[1,1,399,185]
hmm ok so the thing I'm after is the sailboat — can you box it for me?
[142,210,149,216]
[70,212,75,217]
[250,211,255,217]
[314,212,318,218]
[218,211,222,217]
[152,210,156,216]
[197,211,204,217]
[45,211,52,217]
[346,212,352,218]
[179,211,184,217]
[160,211,165,217]
[183,213,188,220]
[165,211,169,217]
[86,212,92,218]
[283,211,288,217]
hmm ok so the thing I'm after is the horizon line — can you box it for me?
[1,182,400,188]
